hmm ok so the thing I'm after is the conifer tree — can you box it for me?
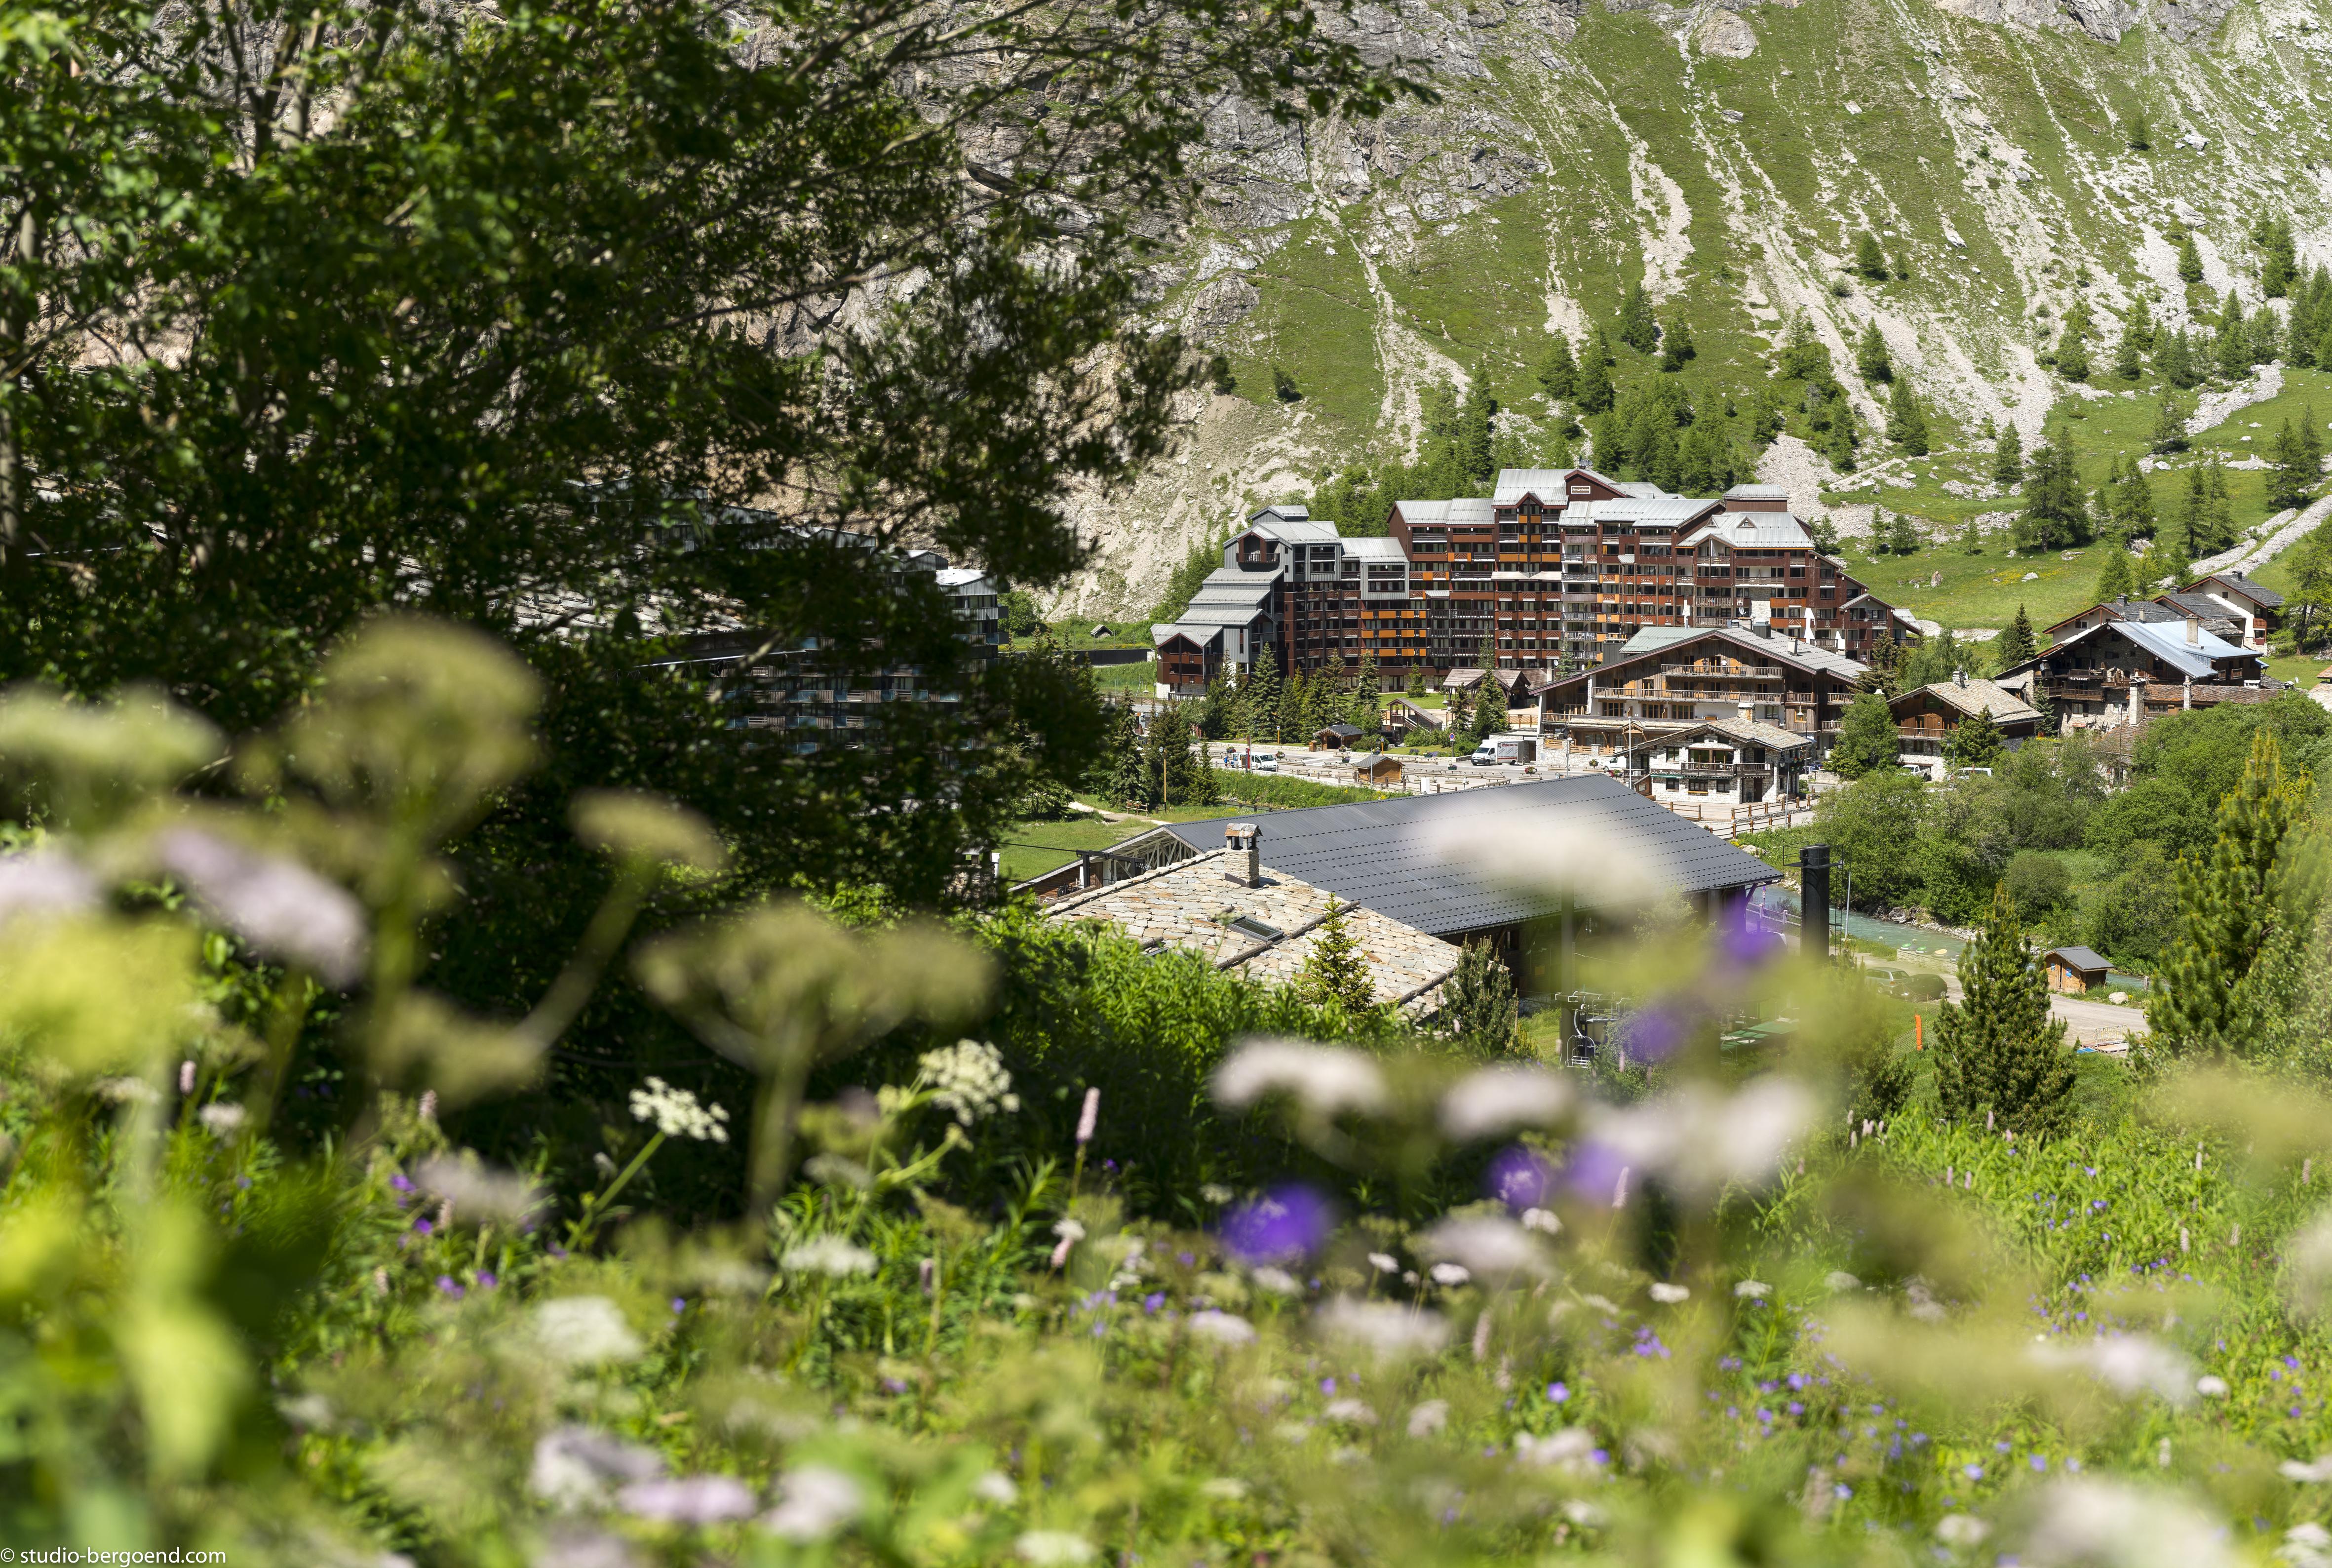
[2094,541,2137,603]
[1996,605,2037,669]
[2157,327,2200,389]
[1885,510,1920,556]
[1856,232,1890,282]
[1296,896,1379,1014]
[1826,417,1858,474]
[1406,664,1428,699]
[2124,109,2150,150]
[1105,702,1154,808]
[1445,681,1471,744]
[2270,418,2316,511]
[1444,937,1520,1054]
[2177,232,2205,284]
[1278,667,1306,745]
[1828,690,1901,779]
[1303,666,1342,738]
[1858,634,1901,698]
[2018,433,2090,549]
[1352,652,1382,739]
[1992,423,2024,490]
[1535,335,1579,400]
[1943,706,2006,768]
[1243,645,1282,741]
[2112,303,2151,381]
[1885,378,1930,455]
[1574,330,1617,415]
[1659,312,1696,371]
[1856,320,1893,383]
[2150,391,2191,454]
[2215,294,2252,380]
[1457,383,1497,490]
[1934,886,2075,1140]
[2198,455,2235,553]
[2147,728,2313,1058]
[2151,516,2193,592]
[2256,214,2298,299]
[2303,403,2327,479]
[1617,281,1661,355]
[2111,457,2157,540]
[2054,298,2093,382]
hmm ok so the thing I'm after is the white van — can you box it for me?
[1470,735,1538,766]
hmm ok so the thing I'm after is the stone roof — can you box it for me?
[1043,850,1462,1008]
[1897,676,2043,726]
[2045,945,2111,974]
[2192,571,2283,609]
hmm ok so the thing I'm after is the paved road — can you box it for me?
[1940,975,2146,1044]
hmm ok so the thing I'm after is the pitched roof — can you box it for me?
[2156,591,2244,621]
[1490,469,1574,504]
[1579,495,1724,528]
[1442,667,1488,689]
[1658,718,1814,751]
[1722,483,1791,501]
[1535,625,1868,693]
[1241,509,1341,544]
[1138,773,1781,937]
[1684,511,1816,549]
[1893,676,2043,726]
[1043,850,1461,1008]
[2045,946,2111,974]
[2191,571,2283,609]
[1342,536,1407,562]
[2043,597,2179,634]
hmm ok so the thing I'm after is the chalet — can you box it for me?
[2043,946,2111,994]
[1995,617,2266,726]
[1442,667,1491,693]
[1312,722,1365,750]
[1888,672,2044,776]
[1530,624,1869,761]
[1622,713,1812,807]
[2154,591,2252,647]
[2045,596,2183,643]
[1015,774,1783,983]
[1349,752,1405,787]
[2175,572,2283,638]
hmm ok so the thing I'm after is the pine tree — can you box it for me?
[1104,703,1154,808]
[1855,232,1890,281]
[1295,897,1379,1014]
[1573,330,1617,414]
[1996,604,2037,668]
[1617,281,1661,354]
[1457,383,1497,490]
[1885,510,1920,556]
[2112,306,2149,381]
[1828,690,1901,779]
[1278,667,1306,745]
[2149,392,2190,454]
[1444,937,1519,1054]
[1303,666,1341,738]
[2198,455,2236,553]
[2302,403,2327,479]
[2150,517,2193,592]
[2147,728,2313,1058]
[2177,232,2205,285]
[2112,457,2157,540]
[1352,651,1382,740]
[1243,644,1281,741]
[2157,327,2200,389]
[2270,418,2316,511]
[1934,886,2076,1140]
[1858,633,1901,698]
[2018,433,2090,549]
[2256,214,2298,299]
[1885,377,1930,455]
[1273,365,1302,402]
[1535,335,1578,400]
[2124,109,2150,150]
[1856,320,1893,383]
[1405,664,1428,699]
[1658,312,1696,371]
[1992,423,2024,490]
[2054,298,2093,382]
[1197,670,1238,739]
[1825,417,1858,474]
[1943,706,2006,768]
[2215,294,2252,380]
[2095,542,2137,603]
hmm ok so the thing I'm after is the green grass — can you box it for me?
[995,795,1234,883]
[1090,659,1154,694]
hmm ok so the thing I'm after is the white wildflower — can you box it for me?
[782,1236,878,1278]
[1648,1282,1690,1304]
[2195,1374,2228,1397]
[2284,1523,2332,1568]
[1437,1065,1573,1140]
[1316,1297,1449,1361]
[1198,1477,1248,1500]
[619,1474,756,1525]
[529,1426,663,1510]
[1200,1182,1234,1204]
[416,1153,544,1224]
[1512,1427,1600,1473]
[1406,1399,1449,1437]
[628,1076,730,1142]
[1429,1263,1471,1287]
[1212,1037,1388,1118]
[2282,1455,2332,1484]
[1368,1251,1399,1273]
[197,1101,248,1137]
[155,828,368,987]
[760,1465,866,1543]
[1734,1280,1771,1299]
[1052,1218,1087,1243]
[2021,1478,2233,1568]
[970,1471,1019,1506]
[533,1297,645,1367]
[919,1039,1020,1125]
[1824,1271,1863,1293]
[1188,1310,1257,1346]
[1935,1514,1989,1547]
[1563,1499,1608,1528]
[1415,1215,1551,1284]
[1521,1208,1561,1235]
[1014,1530,1098,1565]
[1250,1267,1301,1296]
[2285,1209,2332,1315]
[0,848,99,926]
[1587,1079,1814,1197]
[2028,1334,2195,1405]
[1323,1398,1378,1426]
[94,1077,158,1104]
[802,1153,872,1191]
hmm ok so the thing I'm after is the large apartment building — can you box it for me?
[1150,468,1916,697]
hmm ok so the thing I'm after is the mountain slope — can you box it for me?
[1047,0,2332,618]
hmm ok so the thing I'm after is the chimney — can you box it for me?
[1224,822,1261,888]
[2184,617,2199,646]
[2128,679,2144,728]
[1738,700,1754,726]
[1953,667,1967,688]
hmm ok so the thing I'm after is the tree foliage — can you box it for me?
[1829,690,1902,781]
[1933,886,2075,1140]
[1443,938,1519,1054]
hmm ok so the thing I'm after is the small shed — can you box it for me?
[2043,945,2111,994]
[1311,722,1364,751]
[1089,623,1114,639]
[1348,752,1404,787]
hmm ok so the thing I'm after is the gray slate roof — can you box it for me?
[1145,773,1780,936]
[2046,946,2111,974]
[2009,617,2257,681]
[2195,571,2283,609]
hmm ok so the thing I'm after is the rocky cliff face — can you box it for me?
[1044,0,2332,617]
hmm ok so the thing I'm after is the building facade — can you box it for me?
[1150,469,1913,698]
[1531,624,1871,762]
[1888,673,2044,776]
[1994,617,2266,725]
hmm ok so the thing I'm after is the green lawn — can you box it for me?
[1090,659,1154,694]
[996,795,1231,884]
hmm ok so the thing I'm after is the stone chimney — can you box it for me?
[2128,679,2145,728]
[1224,822,1261,888]
[1953,667,1967,688]
[2184,617,2200,646]
[1738,700,1754,726]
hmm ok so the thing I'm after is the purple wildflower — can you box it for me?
[436,1276,465,1298]
[1220,1185,1333,1265]
[1484,1145,1554,1210]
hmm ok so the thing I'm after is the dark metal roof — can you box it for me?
[2045,946,2111,974]
[1152,773,1779,937]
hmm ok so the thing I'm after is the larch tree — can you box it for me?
[1992,423,2025,490]
[1934,886,2076,1140]
[1996,605,2037,669]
